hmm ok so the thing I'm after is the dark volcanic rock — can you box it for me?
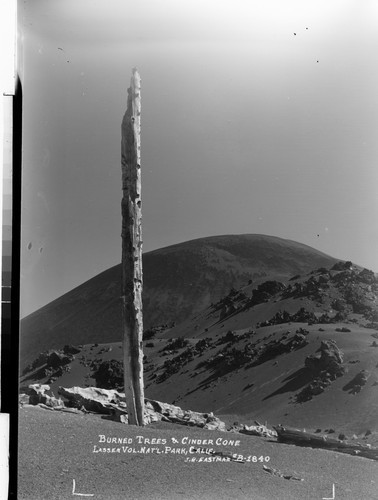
[331,261,353,271]
[343,370,370,394]
[63,344,82,355]
[297,377,333,402]
[305,340,344,378]
[335,327,351,333]
[256,334,308,364]
[219,304,237,320]
[250,281,286,305]
[143,323,175,340]
[297,340,345,402]
[92,360,124,390]
[267,308,318,326]
[22,348,75,382]
[358,268,377,285]
[46,351,72,369]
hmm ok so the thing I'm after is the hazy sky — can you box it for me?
[20,0,378,317]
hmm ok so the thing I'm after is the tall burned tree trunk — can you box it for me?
[121,68,144,426]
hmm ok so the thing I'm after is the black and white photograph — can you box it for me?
[17,1,378,498]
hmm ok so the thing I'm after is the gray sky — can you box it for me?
[20,0,378,317]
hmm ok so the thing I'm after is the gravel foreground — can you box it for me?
[18,406,378,500]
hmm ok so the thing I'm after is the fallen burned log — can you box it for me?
[262,464,303,481]
[239,424,277,439]
[274,425,378,461]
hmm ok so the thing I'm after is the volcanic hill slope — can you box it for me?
[21,258,378,443]
[20,234,339,367]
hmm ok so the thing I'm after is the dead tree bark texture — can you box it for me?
[121,68,145,425]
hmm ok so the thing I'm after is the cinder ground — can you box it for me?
[18,406,378,500]
[20,321,378,443]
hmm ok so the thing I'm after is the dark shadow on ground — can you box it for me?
[263,367,313,400]
[342,376,365,394]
